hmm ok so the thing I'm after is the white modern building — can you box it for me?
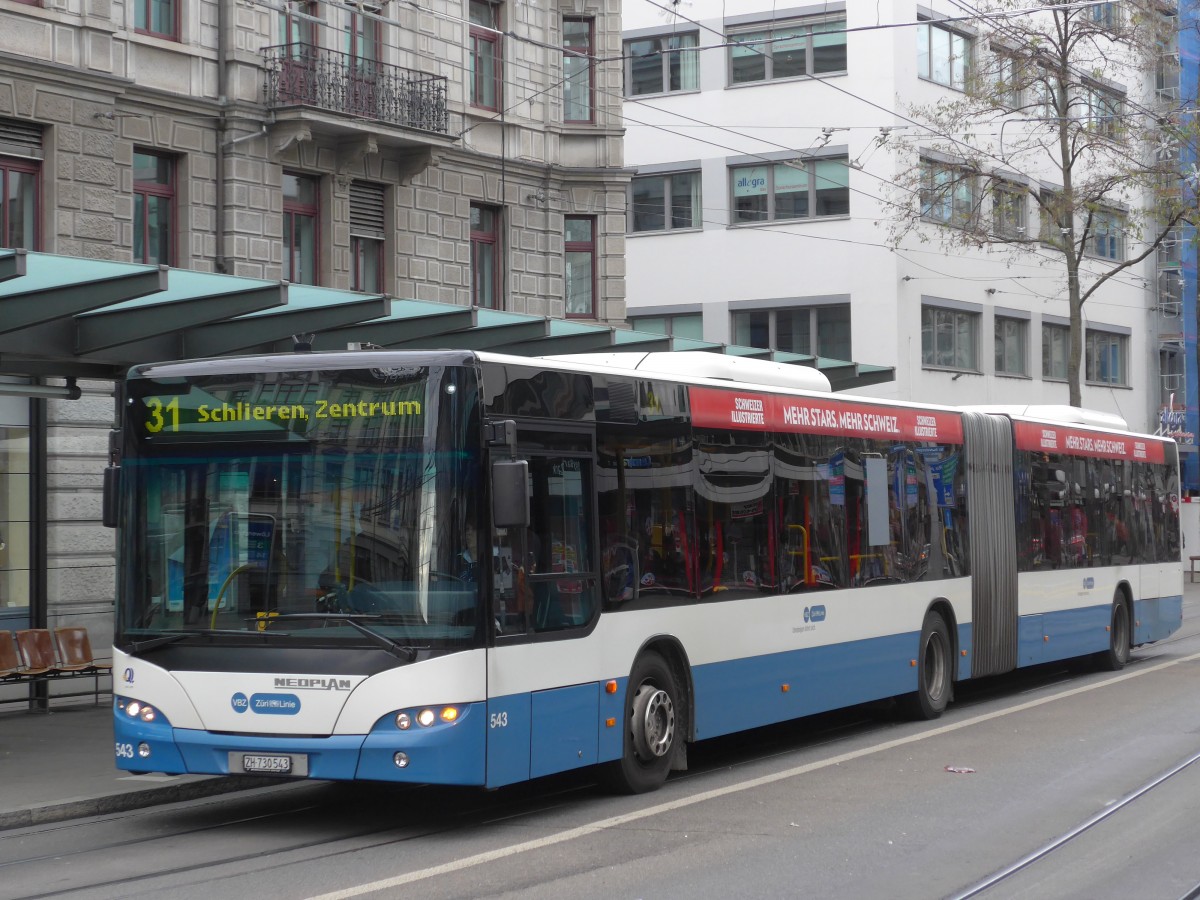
[621,0,1173,432]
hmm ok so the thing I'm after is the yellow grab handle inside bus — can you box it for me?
[211,563,253,630]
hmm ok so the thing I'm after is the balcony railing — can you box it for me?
[263,44,449,135]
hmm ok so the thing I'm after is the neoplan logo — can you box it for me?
[274,677,353,691]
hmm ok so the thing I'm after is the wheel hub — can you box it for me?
[632,685,674,759]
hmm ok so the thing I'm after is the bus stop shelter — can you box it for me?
[0,248,895,684]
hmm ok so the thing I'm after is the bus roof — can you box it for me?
[536,351,833,394]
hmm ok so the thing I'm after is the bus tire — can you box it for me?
[900,610,952,720]
[601,651,678,794]
[1095,595,1130,671]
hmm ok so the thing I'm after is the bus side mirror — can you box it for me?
[102,466,120,528]
[492,459,529,528]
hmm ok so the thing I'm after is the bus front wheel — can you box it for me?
[901,610,952,720]
[601,651,678,794]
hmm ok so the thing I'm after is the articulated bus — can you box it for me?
[106,349,1182,793]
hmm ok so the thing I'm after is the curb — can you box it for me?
[0,774,287,831]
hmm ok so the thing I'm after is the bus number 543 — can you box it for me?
[489,712,508,729]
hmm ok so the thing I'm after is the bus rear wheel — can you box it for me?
[900,610,951,720]
[601,651,678,795]
[1095,595,1130,671]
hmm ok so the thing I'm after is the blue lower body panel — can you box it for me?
[483,683,627,788]
[691,632,918,741]
[1016,595,1183,666]
[1134,594,1183,645]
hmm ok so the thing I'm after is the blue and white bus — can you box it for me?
[106,349,1183,793]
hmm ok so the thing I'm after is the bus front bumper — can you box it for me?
[113,701,487,785]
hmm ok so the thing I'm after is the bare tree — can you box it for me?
[887,0,1194,406]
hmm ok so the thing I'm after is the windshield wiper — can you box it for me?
[124,628,289,655]
[258,613,426,662]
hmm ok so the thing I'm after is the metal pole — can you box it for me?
[29,392,47,711]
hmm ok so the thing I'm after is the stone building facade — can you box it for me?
[0,0,630,682]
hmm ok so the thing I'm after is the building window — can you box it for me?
[1031,72,1059,122]
[135,0,177,39]
[350,181,385,293]
[1082,84,1123,139]
[0,157,38,250]
[992,51,1023,108]
[345,6,381,116]
[1160,348,1183,406]
[283,172,319,285]
[991,182,1026,239]
[629,312,703,340]
[471,204,501,309]
[922,305,979,371]
[728,17,846,84]
[917,20,972,90]
[629,171,701,233]
[282,1,318,44]
[1038,188,1065,244]
[1088,2,1121,29]
[1158,49,1181,102]
[1042,323,1069,379]
[1086,329,1128,386]
[1089,209,1124,261]
[732,304,851,359]
[133,151,174,266]
[564,216,595,317]
[563,17,593,123]
[994,316,1028,376]
[625,32,699,96]
[920,159,975,228]
[469,1,501,110]
[731,157,849,224]
[348,6,379,64]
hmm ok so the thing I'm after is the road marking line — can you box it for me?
[308,650,1200,900]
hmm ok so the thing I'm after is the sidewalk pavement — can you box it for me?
[0,700,278,830]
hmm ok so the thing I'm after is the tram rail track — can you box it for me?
[947,745,1200,899]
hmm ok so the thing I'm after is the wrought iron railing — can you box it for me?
[262,44,449,134]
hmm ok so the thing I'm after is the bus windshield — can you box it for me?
[116,362,483,651]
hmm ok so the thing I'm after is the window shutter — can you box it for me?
[349,181,386,238]
[0,118,43,159]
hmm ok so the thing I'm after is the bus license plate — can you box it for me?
[242,754,292,774]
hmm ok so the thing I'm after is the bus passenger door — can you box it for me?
[486,428,601,788]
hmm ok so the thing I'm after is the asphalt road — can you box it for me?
[3,594,1200,900]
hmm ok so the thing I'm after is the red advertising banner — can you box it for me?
[1013,421,1166,463]
[688,387,963,444]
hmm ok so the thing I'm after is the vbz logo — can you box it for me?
[231,692,249,713]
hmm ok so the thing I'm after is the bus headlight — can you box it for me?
[119,698,158,722]
[390,705,464,731]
